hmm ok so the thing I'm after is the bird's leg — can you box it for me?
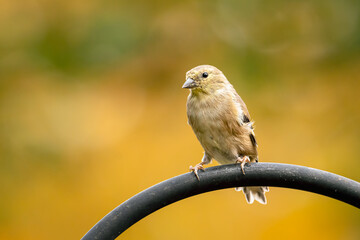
[189,152,212,180]
[189,163,204,181]
[236,156,251,175]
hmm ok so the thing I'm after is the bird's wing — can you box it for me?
[232,91,251,125]
[233,91,258,147]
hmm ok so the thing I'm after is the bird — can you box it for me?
[182,65,269,204]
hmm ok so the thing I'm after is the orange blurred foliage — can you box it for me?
[0,1,359,239]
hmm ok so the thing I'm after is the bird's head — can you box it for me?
[183,65,229,94]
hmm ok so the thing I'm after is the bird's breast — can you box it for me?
[187,95,232,153]
[186,93,256,164]
[187,96,223,133]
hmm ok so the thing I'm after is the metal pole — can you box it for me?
[82,163,360,240]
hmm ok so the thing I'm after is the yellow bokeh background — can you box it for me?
[0,1,359,239]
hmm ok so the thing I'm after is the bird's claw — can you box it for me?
[189,163,204,180]
[236,156,251,175]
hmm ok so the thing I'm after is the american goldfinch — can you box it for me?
[183,65,269,204]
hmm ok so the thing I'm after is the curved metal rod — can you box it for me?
[82,163,360,240]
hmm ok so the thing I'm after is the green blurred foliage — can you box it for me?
[0,0,359,239]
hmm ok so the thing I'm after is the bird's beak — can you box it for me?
[182,77,196,89]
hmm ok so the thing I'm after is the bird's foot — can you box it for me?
[236,156,251,175]
[189,163,204,180]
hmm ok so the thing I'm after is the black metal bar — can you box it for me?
[82,163,360,240]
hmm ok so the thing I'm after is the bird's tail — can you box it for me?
[235,186,269,204]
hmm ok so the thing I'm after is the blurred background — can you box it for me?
[1,0,360,239]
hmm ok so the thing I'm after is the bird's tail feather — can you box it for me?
[235,186,269,204]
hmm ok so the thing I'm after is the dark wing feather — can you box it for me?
[249,133,257,147]
[242,114,250,123]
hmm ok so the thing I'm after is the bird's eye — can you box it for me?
[202,72,208,78]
